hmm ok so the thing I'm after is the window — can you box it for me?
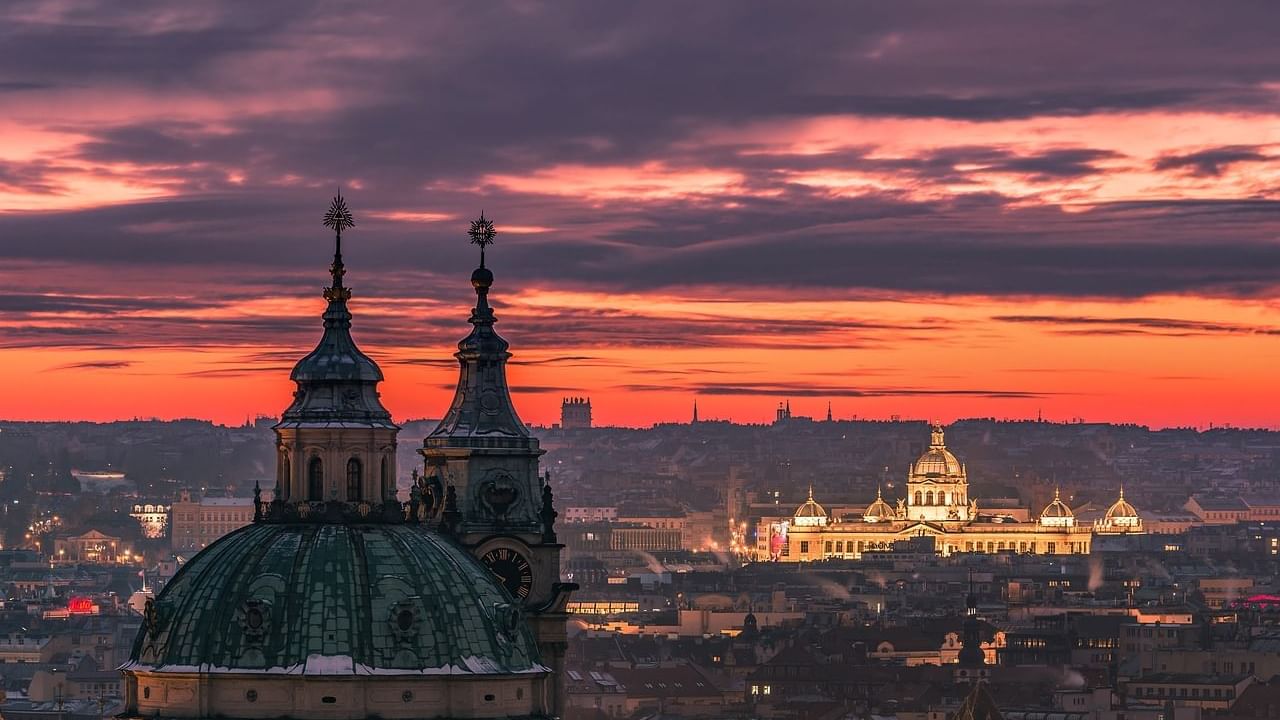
[926,491,934,505]
[308,457,324,500]
[915,491,923,505]
[381,456,391,498]
[346,458,362,501]
[800,541,809,553]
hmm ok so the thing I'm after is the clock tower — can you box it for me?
[419,214,576,714]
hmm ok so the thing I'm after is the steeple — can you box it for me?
[826,401,833,422]
[419,213,575,714]
[958,569,986,670]
[278,194,393,427]
[269,194,400,516]
[692,399,699,424]
[426,213,532,442]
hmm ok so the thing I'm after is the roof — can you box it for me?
[276,257,395,429]
[794,492,827,519]
[1039,490,1074,520]
[1104,491,1140,521]
[608,664,722,699]
[197,498,253,507]
[125,522,543,676]
[954,682,1004,720]
[912,425,964,478]
[426,265,533,444]
[1231,679,1280,718]
[1191,495,1250,511]
[864,488,895,521]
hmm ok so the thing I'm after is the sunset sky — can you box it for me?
[1,1,1278,428]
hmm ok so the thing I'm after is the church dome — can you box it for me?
[863,487,895,523]
[911,424,964,478]
[125,522,543,675]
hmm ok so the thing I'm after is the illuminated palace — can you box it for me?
[758,424,1142,561]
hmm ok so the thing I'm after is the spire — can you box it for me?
[322,192,354,302]
[468,210,496,269]
[826,401,833,422]
[958,568,985,669]
[279,195,391,425]
[692,398,699,424]
[427,213,532,442]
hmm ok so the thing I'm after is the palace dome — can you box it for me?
[125,522,543,675]
[863,488,895,523]
[912,425,965,478]
[1104,491,1140,524]
[793,488,828,526]
[1039,489,1075,527]
[912,446,964,477]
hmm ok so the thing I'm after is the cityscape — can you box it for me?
[1,3,1279,720]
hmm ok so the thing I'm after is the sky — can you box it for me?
[0,1,1278,429]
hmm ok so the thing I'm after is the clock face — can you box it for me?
[480,547,533,600]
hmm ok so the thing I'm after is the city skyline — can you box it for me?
[1,2,1278,429]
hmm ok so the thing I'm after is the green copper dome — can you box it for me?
[126,522,544,675]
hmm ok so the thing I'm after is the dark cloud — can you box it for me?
[993,315,1280,337]
[619,382,1056,400]
[49,360,133,371]
[0,0,1276,362]
[1153,145,1273,177]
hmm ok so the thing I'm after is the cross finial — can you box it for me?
[468,211,497,268]
[322,193,355,299]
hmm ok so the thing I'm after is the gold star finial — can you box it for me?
[468,211,497,267]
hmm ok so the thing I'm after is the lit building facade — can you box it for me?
[130,504,170,539]
[169,493,255,552]
[755,425,1142,561]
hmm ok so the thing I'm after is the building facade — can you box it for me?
[755,425,1141,561]
[169,494,255,552]
[560,397,592,429]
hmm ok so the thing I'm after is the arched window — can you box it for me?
[346,458,362,501]
[308,457,323,500]
[943,492,950,505]
[281,456,291,499]
[381,456,391,499]
[926,491,934,505]
[914,491,923,506]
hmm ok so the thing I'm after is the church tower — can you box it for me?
[420,214,576,712]
[121,197,558,720]
[273,194,400,508]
